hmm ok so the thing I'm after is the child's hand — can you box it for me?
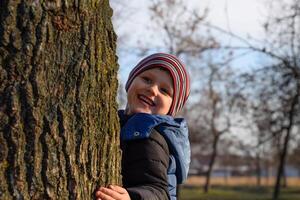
[95,185,131,200]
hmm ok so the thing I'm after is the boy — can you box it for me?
[95,53,190,200]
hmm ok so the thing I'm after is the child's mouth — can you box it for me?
[138,95,155,107]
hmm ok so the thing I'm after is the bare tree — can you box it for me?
[0,1,121,199]
[226,0,300,199]
[201,64,232,193]
[251,0,299,198]
[147,0,218,56]
[233,59,299,199]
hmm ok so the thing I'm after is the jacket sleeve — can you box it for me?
[121,129,170,200]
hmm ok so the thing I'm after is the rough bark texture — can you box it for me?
[0,0,121,199]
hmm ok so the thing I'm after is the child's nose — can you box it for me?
[148,84,159,96]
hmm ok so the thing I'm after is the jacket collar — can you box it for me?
[118,110,190,184]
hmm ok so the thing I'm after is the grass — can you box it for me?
[179,185,300,200]
[185,176,300,187]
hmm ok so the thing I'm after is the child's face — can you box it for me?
[126,68,174,115]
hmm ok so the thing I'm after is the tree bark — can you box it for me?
[0,0,121,199]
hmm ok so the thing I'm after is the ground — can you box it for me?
[179,176,300,200]
[179,185,300,200]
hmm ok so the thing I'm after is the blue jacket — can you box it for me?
[119,110,190,200]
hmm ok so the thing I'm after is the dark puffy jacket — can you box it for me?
[119,110,190,200]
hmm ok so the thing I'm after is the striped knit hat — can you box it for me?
[125,53,190,116]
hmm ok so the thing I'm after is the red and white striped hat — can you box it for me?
[125,53,190,116]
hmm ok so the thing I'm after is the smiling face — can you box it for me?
[125,68,174,115]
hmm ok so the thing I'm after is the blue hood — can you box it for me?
[119,110,190,184]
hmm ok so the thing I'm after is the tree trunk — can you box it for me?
[272,92,298,200]
[272,130,290,200]
[0,1,121,199]
[256,153,261,187]
[204,135,219,193]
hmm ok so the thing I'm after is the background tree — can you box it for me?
[148,0,217,55]
[0,1,121,199]
[228,0,300,199]
[193,62,233,193]
[232,90,279,187]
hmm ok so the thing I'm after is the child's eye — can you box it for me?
[142,76,152,84]
[161,88,172,96]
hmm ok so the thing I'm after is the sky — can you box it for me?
[201,0,266,37]
[110,0,268,83]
